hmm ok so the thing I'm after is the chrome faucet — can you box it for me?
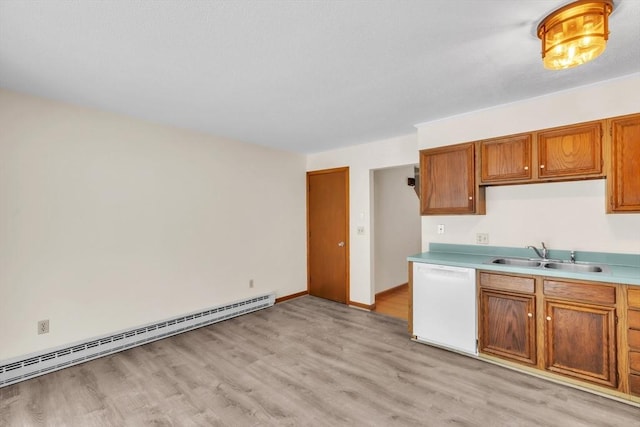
[526,242,548,260]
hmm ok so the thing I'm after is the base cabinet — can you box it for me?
[480,290,536,365]
[545,300,617,388]
[628,288,640,396]
[478,271,628,398]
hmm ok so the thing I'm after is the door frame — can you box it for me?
[306,167,350,304]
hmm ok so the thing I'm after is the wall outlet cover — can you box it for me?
[476,233,489,245]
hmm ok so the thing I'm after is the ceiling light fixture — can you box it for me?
[537,0,613,70]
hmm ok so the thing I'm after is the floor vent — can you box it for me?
[0,293,274,388]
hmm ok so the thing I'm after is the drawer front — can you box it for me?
[630,352,640,373]
[629,309,640,330]
[480,272,534,294]
[630,374,640,397]
[629,288,640,309]
[543,280,615,305]
[630,329,640,351]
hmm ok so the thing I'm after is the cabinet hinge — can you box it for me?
[615,315,619,325]
[609,126,612,137]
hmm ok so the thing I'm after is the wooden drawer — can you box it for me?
[629,309,640,330]
[480,272,534,294]
[630,374,640,397]
[630,329,640,351]
[630,352,640,373]
[629,288,640,309]
[543,280,615,305]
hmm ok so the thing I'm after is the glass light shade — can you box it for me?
[537,0,613,70]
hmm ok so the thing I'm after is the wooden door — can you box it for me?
[480,133,532,183]
[545,300,617,388]
[537,121,603,179]
[307,168,349,304]
[608,113,640,212]
[479,289,536,365]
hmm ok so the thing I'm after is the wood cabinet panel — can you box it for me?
[545,300,617,388]
[420,142,485,215]
[630,352,640,373]
[629,309,640,330]
[479,289,536,365]
[543,280,615,305]
[631,374,640,396]
[480,134,532,183]
[537,122,603,179]
[608,113,640,212]
[630,329,640,350]
[479,272,535,293]
[628,288,640,309]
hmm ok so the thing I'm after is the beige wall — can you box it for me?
[418,73,640,254]
[373,165,421,293]
[0,90,307,361]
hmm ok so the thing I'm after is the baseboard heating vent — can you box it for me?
[0,293,275,388]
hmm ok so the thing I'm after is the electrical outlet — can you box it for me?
[38,319,49,335]
[357,226,365,235]
[437,224,445,234]
[476,233,489,245]
[249,279,254,288]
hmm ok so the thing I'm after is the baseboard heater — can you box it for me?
[0,292,275,388]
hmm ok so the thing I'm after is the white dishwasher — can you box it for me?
[413,262,477,355]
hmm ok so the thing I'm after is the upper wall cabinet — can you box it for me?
[480,134,532,183]
[607,113,640,213]
[537,121,603,179]
[480,121,604,185]
[420,142,485,215]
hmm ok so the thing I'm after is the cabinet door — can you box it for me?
[545,300,617,388]
[479,289,536,365]
[420,142,483,214]
[537,121,603,179]
[480,134,532,183]
[608,113,640,212]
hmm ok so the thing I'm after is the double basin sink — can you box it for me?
[487,257,610,273]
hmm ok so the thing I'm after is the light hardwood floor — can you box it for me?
[1,295,638,426]
[374,284,409,321]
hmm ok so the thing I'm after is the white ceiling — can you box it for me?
[1,1,639,154]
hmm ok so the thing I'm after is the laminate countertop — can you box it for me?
[408,243,640,286]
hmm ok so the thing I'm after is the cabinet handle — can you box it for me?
[540,165,545,169]
[528,313,533,318]
[546,316,551,321]
[468,196,473,200]
[524,166,529,170]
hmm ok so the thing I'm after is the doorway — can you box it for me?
[372,164,421,320]
[307,167,349,303]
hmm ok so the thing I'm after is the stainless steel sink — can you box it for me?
[543,262,609,273]
[486,257,609,273]
[490,257,542,267]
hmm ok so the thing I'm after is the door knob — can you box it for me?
[338,241,345,247]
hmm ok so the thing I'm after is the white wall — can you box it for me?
[373,165,421,293]
[307,134,418,305]
[418,73,640,254]
[0,89,307,362]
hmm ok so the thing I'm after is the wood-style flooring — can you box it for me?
[374,284,409,321]
[1,295,638,426]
